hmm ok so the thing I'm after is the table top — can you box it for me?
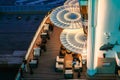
[64,54,73,68]
[65,60,72,69]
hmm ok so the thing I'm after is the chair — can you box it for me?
[43,23,49,31]
[64,69,73,79]
[59,49,66,57]
[29,59,38,68]
[56,56,64,63]
[74,61,82,71]
[33,47,41,57]
[40,32,47,39]
[55,62,63,72]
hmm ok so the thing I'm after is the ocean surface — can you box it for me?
[0,0,65,80]
[0,0,65,55]
[0,14,45,55]
[0,0,65,6]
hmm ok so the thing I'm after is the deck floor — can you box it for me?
[22,26,119,80]
[23,27,64,80]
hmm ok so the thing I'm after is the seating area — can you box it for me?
[19,16,87,79]
[55,45,83,79]
[55,56,64,72]
[27,22,54,70]
[36,23,53,53]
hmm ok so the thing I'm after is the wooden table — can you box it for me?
[64,54,73,69]
[65,60,72,69]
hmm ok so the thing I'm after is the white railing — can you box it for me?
[15,12,50,80]
[25,14,49,60]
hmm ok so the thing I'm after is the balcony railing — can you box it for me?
[15,12,50,80]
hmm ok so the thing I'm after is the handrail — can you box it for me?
[25,14,49,60]
[15,13,50,80]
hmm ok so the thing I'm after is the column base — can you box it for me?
[87,69,97,76]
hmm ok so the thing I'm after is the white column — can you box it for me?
[95,0,120,58]
[87,0,98,76]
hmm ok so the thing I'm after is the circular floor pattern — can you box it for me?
[50,5,82,29]
[64,0,79,6]
[60,29,87,54]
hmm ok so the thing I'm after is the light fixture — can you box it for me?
[104,32,111,39]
